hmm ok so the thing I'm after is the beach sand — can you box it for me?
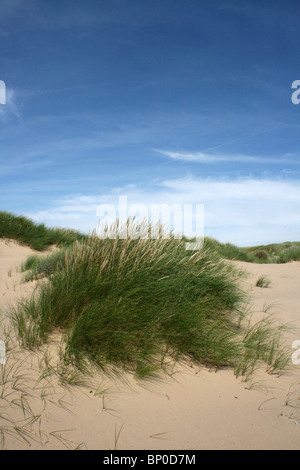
[0,239,299,450]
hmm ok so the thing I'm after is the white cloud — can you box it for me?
[154,149,291,165]
[26,176,300,246]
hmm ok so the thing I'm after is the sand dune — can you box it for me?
[0,239,299,450]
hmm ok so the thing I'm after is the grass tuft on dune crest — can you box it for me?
[11,219,290,381]
[0,211,87,251]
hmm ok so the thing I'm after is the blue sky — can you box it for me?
[1,0,300,245]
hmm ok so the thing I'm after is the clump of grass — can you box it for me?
[10,219,291,381]
[253,250,269,262]
[277,244,300,263]
[256,276,271,288]
[21,249,69,281]
[0,211,86,251]
[235,316,290,379]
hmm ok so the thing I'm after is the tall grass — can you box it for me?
[0,211,86,251]
[12,220,290,380]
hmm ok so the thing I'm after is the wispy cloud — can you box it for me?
[154,149,293,165]
[26,176,300,246]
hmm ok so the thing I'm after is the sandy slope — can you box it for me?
[0,239,299,450]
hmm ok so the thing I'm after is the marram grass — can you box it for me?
[2,210,300,262]
[0,211,87,251]
[256,275,271,288]
[11,220,291,381]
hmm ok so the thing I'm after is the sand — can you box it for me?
[0,239,299,450]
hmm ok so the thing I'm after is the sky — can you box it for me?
[1,0,300,246]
